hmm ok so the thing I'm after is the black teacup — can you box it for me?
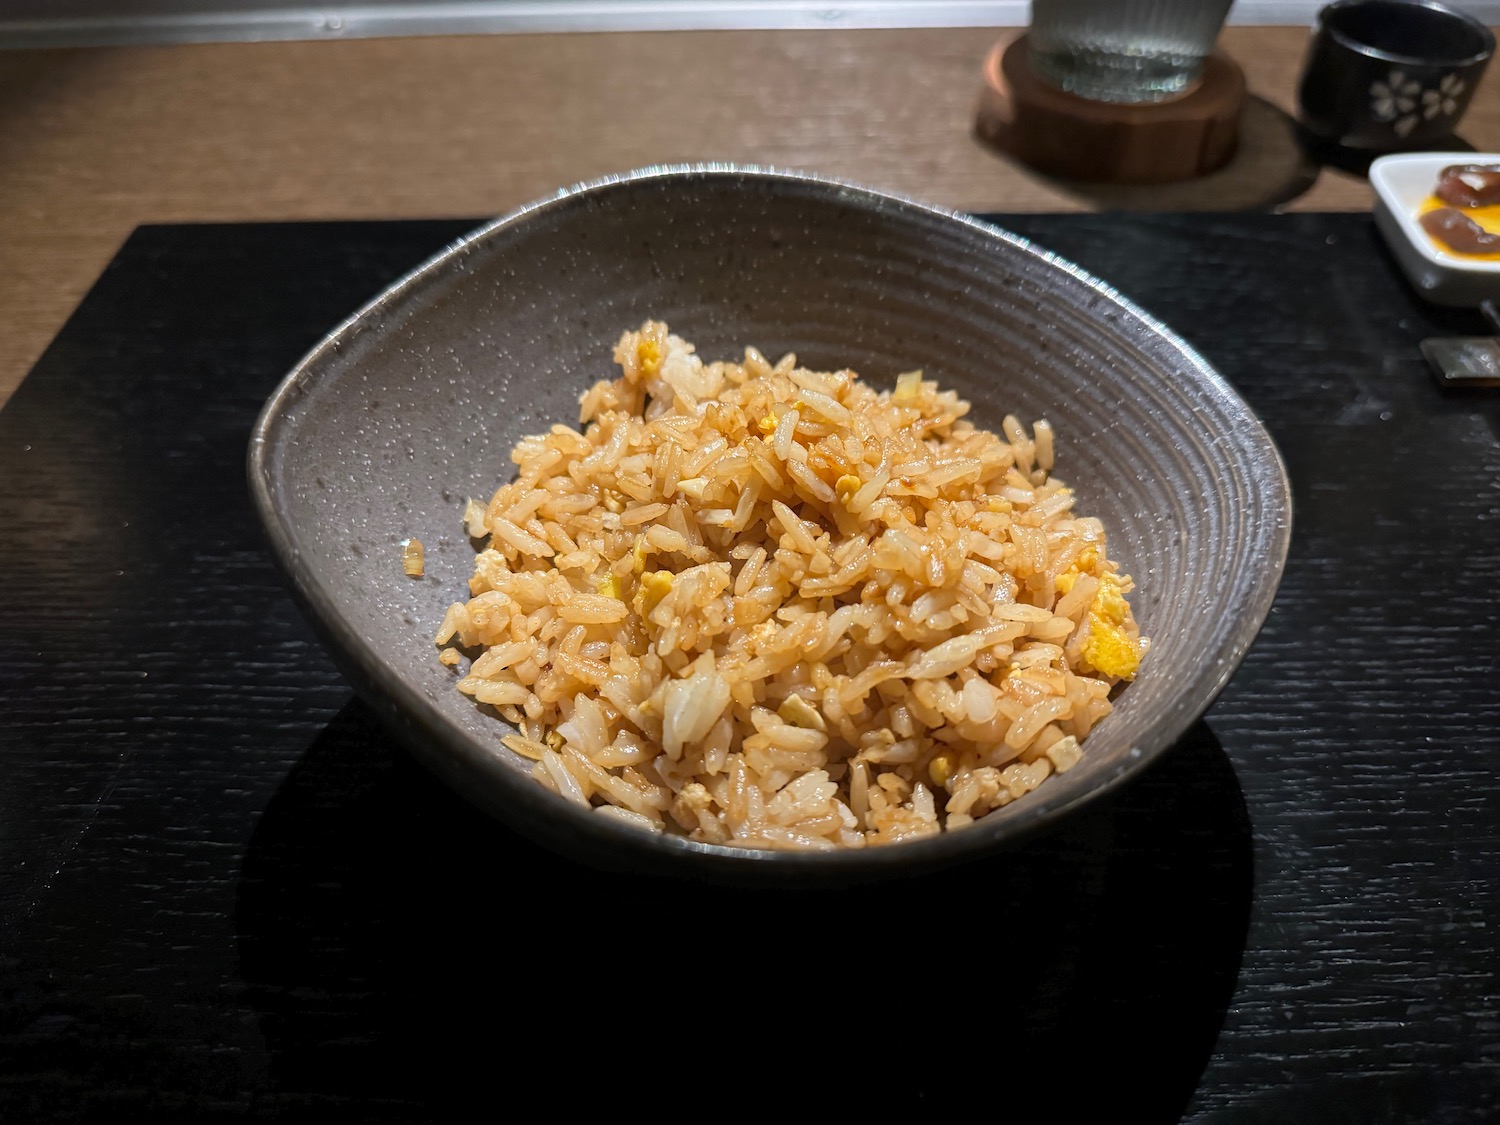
[1298,0,1493,159]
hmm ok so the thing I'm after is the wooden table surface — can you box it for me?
[2,25,1498,408]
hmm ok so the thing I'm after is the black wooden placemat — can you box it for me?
[1,216,1496,1122]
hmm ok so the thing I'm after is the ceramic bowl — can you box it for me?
[248,166,1291,881]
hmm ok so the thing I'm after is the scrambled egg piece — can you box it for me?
[1093,572,1130,625]
[636,338,663,379]
[634,570,674,616]
[1082,573,1142,680]
[596,574,621,599]
[927,750,957,789]
[1054,550,1142,679]
[757,414,779,435]
[1054,546,1102,594]
[1084,621,1141,680]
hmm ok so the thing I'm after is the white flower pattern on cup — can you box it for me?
[1370,69,1466,138]
[1421,74,1466,120]
[1370,70,1419,121]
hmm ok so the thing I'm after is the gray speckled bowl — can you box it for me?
[248,166,1290,881]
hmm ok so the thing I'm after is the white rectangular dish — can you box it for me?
[1370,152,1500,308]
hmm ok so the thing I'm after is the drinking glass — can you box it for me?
[1029,0,1237,103]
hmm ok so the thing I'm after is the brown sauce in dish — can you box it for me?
[1419,207,1500,257]
[1416,192,1500,259]
[1435,164,1500,209]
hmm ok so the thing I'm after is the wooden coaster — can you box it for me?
[977,35,1247,185]
[1036,95,1319,213]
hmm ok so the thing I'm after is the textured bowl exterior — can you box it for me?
[248,166,1291,880]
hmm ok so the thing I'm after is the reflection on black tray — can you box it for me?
[236,700,1251,1118]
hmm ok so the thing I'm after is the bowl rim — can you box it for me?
[1370,151,1500,275]
[247,163,1293,876]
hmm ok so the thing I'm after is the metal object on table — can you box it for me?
[1422,297,1500,386]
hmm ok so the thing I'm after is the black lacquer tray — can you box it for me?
[1,215,1496,1121]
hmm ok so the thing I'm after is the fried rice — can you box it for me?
[436,322,1148,849]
